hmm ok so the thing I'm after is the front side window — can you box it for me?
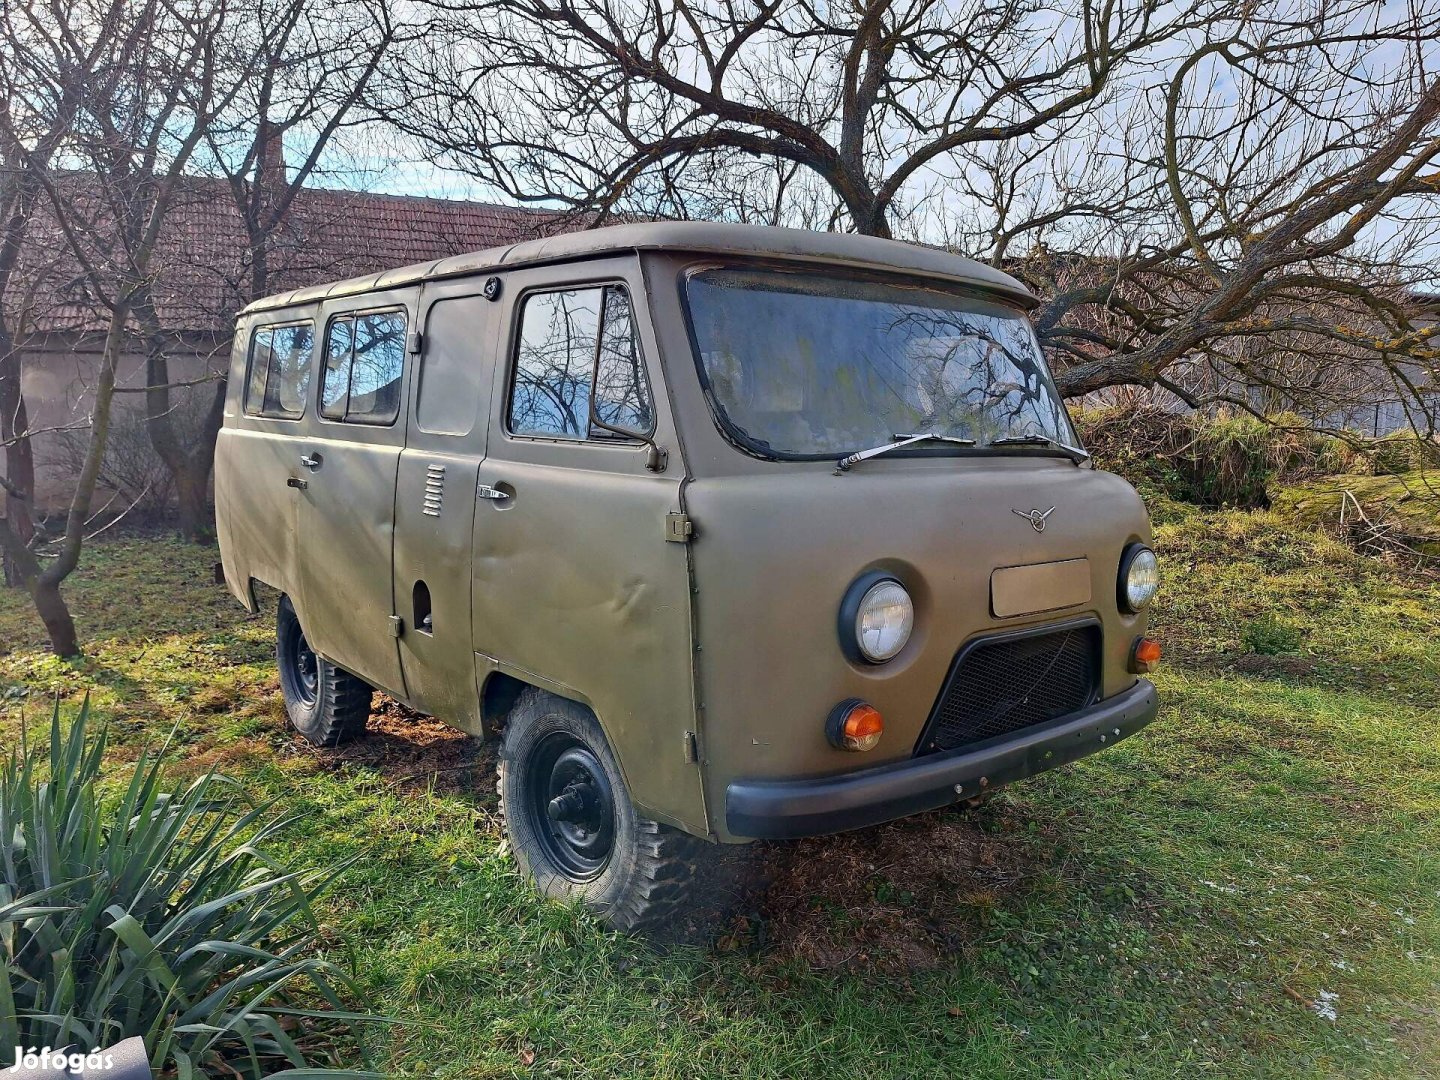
[509,285,653,439]
[684,268,1077,459]
[244,321,313,419]
[320,310,407,425]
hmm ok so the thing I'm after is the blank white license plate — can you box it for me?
[990,558,1091,618]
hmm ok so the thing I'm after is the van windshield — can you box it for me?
[684,268,1078,459]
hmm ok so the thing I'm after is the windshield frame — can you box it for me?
[677,260,1082,465]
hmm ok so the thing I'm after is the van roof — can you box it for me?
[238,220,1035,316]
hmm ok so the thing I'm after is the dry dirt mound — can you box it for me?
[671,803,1045,974]
[318,696,494,797]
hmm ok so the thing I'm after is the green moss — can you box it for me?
[1271,472,1440,556]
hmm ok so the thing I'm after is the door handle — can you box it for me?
[299,453,323,470]
[286,476,308,490]
[476,483,509,501]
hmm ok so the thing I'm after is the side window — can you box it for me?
[320,317,354,420]
[416,296,489,437]
[244,321,313,419]
[508,285,653,439]
[244,327,272,415]
[510,288,601,437]
[594,288,653,433]
[319,309,407,425]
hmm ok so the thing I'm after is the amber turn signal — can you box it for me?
[826,699,884,752]
[1129,636,1162,674]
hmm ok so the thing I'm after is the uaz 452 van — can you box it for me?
[216,223,1161,930]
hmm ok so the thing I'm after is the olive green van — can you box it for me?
[216,222,1161,930]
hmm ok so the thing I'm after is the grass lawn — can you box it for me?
[2,494,1438,1079]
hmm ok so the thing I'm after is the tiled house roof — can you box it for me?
[11,173,572,337]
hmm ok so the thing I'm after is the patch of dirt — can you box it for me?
[314,696,494,798]
[1390,1006,1440,1072]
[1227,653,1321,678]
[667,801,1047,975]
[1182,650,1321,680]
[176,736,280,780]
[191,683,243,713]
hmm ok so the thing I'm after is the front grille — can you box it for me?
[917,623,1101,754]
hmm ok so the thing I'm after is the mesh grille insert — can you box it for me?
[918,624,1101,754]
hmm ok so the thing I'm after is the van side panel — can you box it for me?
[293,290,416,695]
[215,327,248,607]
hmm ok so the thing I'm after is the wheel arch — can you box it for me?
[478,673,691,833]
[480,670,529,735]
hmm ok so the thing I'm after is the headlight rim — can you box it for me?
[1117,542,1160,614]
[838,570,915,665]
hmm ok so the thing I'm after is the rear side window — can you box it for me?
[244,321,313,419]
[320,309,407,425]
[509,285,653,439]
[416,295,490,437]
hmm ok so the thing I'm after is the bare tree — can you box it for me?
[0,0,250,656]
[393,0,1440,423]
[132,0,400,543]
[1023,8,1440,426]
[395,0,1218,235]
[0,0,135,584]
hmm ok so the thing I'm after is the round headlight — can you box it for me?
[1119,545,1160,613]
[841,575,915,663]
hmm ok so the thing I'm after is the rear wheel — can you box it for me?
[498,689,702,932]
[276,594,372,746]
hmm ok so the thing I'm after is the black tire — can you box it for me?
[276,594,372,747]
[498,689,703,932]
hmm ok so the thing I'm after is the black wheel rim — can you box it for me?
[524,733,616,882]
[283,617,319,707]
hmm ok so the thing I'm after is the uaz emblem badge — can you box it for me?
[1013,506,1057,533]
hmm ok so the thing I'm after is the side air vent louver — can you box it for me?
[423,463,445,517]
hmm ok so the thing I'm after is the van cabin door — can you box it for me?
[470,259,707,834]
[294,292,413,696]
[390,282,497,730]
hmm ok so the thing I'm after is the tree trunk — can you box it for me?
[0,337,35,587]
[23,305,132,658]
[850,198,892,238]
[0,516,79,658]
[137,291,224,544]
[173,457,213,544]
[30,577,78,658]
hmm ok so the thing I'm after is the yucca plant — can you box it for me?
[1,700,381,1079]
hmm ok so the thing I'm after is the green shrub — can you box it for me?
[1367,435,1440,476]
[1074,406,1345,508]
[1240,615,1304,655]
[1,701,378,1078]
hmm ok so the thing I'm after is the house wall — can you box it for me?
[3,334,231,515]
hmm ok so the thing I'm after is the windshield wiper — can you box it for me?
[835,432,976,474]
[986,433,1090,464]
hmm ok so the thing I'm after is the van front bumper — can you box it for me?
[725,679,1158,839]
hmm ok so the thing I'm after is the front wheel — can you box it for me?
[276,594,372,747]
[498,689,702,932]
